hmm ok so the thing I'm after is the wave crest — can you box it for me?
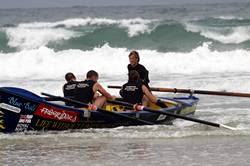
[3,17,156,50]
[1,43,250,79]
[2,17,250,52]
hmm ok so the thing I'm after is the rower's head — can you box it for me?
[65,72,76,82]
[129,51,140,66]
[86,70,99,82]
[128,70,140,83]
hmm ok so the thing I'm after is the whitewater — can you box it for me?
[1,3,250,166]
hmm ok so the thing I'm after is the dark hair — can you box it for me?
[129,51,140,62]
[86,70,98,78]
[128,70,140,83]
[65,72,76,82]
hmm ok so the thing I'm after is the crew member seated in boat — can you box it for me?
[128,51,150,88]
[120,70,167,108]
[63,72,77,106]
[75,70,115,108]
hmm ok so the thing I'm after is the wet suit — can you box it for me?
[120,80,167,108]
[128,64,150,88]
[120,80,144,105]
[63,81,78,106]
[75,80,96,105]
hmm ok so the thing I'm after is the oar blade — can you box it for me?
[219,124,238,131]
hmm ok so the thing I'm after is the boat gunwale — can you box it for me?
[0,87,198,116]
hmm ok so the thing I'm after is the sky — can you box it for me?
[0,0,249,9]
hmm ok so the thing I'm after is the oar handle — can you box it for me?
[108,85,250,98]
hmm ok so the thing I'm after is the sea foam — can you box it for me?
[1,43,250,80]
[5,27,80,50]
[186,23,250,44]
[4,17,156,50]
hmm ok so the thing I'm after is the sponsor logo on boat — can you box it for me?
[35,119,80,130]
[0,103,21,113]
[15,123,29,132]
[35,104,79,122]
[83,110,91,118]
[35,119,105,130]
[7,97,37,112]
[157,114,167,121]
[8,97,22,108]
[19,115,33,123]
[14,114,33,132]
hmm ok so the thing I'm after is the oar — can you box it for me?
[41,93,154,125]
[107,100,237,130]
[108,85,250,98]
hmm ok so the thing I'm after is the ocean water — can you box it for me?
[1,3,250,166]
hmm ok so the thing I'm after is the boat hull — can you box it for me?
[0,87,199,132]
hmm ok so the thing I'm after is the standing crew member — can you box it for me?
[63,72,77,106]
[75,70,115,108]
[120,70,167,108]
[127,51,150,88]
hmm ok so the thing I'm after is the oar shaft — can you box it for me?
[42,93,88,107]
[108,100,236,130]
[108,85,250,98]
[144,107,219,128]
[156,88,250,98]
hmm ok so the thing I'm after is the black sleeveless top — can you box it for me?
[120,81,144,104]
[75,80,96,104]
[128,64,150,87]
[63,81,77,106]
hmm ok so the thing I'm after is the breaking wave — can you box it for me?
[1,43,250,80]
[1,17,250,52]
[186,19,250,44]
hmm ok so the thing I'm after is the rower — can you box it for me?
[63,72,77,106]
[75,70,115,108]
[128,51,150,88]
[120,70,167,108]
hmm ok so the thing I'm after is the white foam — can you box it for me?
[56,17,154,37]
[21,17,154,33]
[0,44,128,79]
[1,43,250,80]
[17,18,118,28]
[4,17,155,50]
[0,124,247,140]
[186,24,250,44]
[119,18,153,37]
[213,16,244,20]
[5,27,79,50]
[143,42,250,74]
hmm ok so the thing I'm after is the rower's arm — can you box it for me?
[142,85,157,103]
[94,83,114,100]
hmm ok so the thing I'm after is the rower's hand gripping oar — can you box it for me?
[108,100,237,131]
[41,92,155,125]
[108,85,250,98]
